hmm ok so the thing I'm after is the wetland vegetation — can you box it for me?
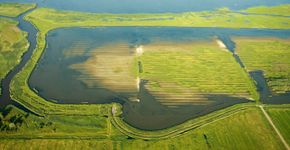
[0,2,290,149]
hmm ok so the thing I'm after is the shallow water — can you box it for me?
[28,27,290,130]
[0,0,290,13]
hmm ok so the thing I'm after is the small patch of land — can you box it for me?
[243,4,290,17]
[235,38,290,94]
[0,3,36,17]
[0,18,29,96]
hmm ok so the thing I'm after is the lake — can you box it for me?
[28,27,290,130]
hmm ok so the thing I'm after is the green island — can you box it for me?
[0,18,29,96]
[0,3,36,17]
[26,7,290,31]
[0,2,289,149]
[243,4,290,17]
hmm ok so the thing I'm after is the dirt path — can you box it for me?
[259,105,289,150]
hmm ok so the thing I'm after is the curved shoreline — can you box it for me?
[1,4,289,133]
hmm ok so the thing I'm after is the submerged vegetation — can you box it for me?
[138,41,257,107]
[235,38,290,94]
[0,3,36,17]
[0,18,29,96]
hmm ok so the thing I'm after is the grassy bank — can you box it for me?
[0,3,36,17]
[235,38,290,94]
[0,18,29,96]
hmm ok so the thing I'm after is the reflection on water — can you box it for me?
[29,27,290,130]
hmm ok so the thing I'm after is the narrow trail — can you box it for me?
[259,105,290,150]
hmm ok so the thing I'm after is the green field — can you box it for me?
[235,38,290,94]
[0,3,36,17]
[0,105,286,150]
[0,18,29,96]
[266,107,290,145]
[243,4,290,17]
[138,40,257,107]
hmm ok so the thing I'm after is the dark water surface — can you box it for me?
[28,27,290,130]
[0,0,290,13]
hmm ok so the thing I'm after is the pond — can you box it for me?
[29,27,290,130]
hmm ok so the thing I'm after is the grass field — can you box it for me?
[266,107,290,145]
[0,3,36,17]
[0,18,29,96]
[243,4,290,17]
[138,40,257,107]
[0,106,285,150]
[235,38,290,94]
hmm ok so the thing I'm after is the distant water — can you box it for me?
[0,0,290,13]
